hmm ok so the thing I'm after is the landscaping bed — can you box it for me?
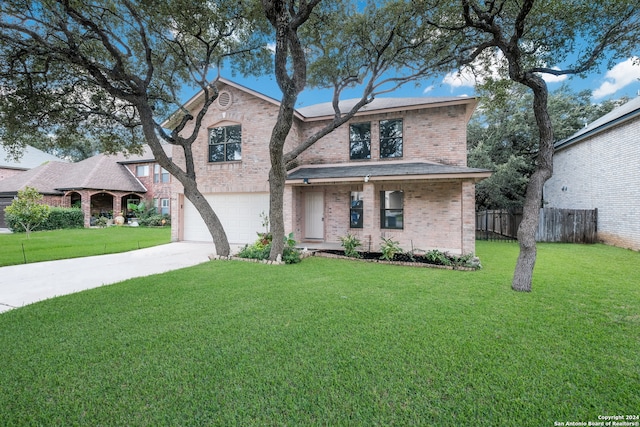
[314,249,481,270]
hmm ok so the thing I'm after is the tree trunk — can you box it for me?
[267,94,296,261]
[512,78,554,292]
[183,181,231,256]
[263,0,308,261]
[268,160,286,261]
[138,107,231,256]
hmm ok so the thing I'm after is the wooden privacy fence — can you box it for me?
[476,210,521,241]
[476,208,598,243]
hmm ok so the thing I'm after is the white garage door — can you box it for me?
[183,193,270,244]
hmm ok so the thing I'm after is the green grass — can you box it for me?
[0,242,638,426]
[0,227,171,266]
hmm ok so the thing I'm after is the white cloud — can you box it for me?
[442,68,477,88]
[539,67,567,84]
[593,57,640,99]
[442,50,506,89]
[422,85,435,94]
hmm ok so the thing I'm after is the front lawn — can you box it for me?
[0,227,171,266]
[0,242,638,426]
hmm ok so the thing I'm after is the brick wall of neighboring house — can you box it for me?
[297,104,469,167]
[0,168,25,181]
[41,194,68,207]
[124,162,173,215]
[544,116,640,250]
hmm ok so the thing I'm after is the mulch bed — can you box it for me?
[313,250,477,271]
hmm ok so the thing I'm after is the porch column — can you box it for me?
[461,180,476,255]
[82,196,91,228]
[362,182,376,252]
[114,197,123,217]
[283,185,294,237]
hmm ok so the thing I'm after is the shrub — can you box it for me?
[379,236,402,261]
[39,207,84,230]
[95,216,109,228]
[339,233,362,258]
[236,232,301,264]
[424,249,452,266]
[139,214,170,227]
[237,242,272,260]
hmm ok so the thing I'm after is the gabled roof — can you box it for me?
[0,154,147,196]
[162,77,283,129]
[296,97,477,121]
[0,145,66,170]
[115,144,173,164]
[55,154,146,192]
[164,77,477,128]
[0,161,71,195]
[555,96,640,150]
[287,161,491,184]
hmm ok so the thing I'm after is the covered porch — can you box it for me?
[285,161,491,255]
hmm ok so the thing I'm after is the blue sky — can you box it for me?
[196,56,640,108]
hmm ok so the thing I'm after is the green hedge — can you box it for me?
[7,207,84,232]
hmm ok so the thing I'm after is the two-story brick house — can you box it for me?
[171,78,490,255]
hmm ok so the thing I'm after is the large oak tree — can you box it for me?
[422,0,640,291]
[261,0,456,259]
[0,0,271,256]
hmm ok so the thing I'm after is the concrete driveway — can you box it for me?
[0,242,216,313]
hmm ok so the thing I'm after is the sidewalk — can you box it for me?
[0,242,215,313]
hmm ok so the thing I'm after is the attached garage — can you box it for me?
[182,193,270,244]
[0,196,15,228]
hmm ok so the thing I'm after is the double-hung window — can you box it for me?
[135,165,149,177]
[158,198,170,215]
[349,122,371,160]
[209,124,241,162]
[379,119,403,158]
[350,191,364,228]
[380,190,404,229]
[153,164,170,183]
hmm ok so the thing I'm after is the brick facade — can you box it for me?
[171,79,484,255]
[544,109,640,250]
[297,105,469,167]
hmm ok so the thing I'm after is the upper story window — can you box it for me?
[349,122,371,160]
[379,119,403,158]
[209,124,241,162]
[135,165,149,177]
[153,164,170,183]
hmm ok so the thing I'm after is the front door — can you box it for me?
[305,191,324,240]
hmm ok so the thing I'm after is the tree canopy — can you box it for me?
[261,0,457,259]
[0,0,273,255]
[469,84,624,210]
[418,0,640,291]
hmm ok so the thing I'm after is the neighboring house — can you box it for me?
[0,144,66,228]
[0,145,173,228]
[169,78,490,255]
[0,144,65,181]
[117,145,174,217]
[544,96,640,251]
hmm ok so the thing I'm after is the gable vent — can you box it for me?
[217,90,232,110]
